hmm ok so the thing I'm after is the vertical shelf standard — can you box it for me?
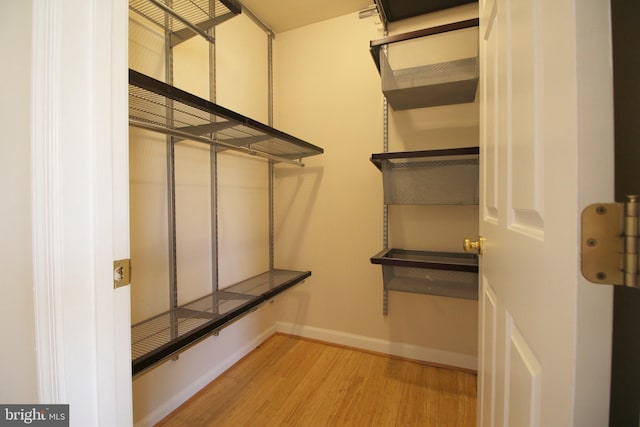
[128,67,324,374]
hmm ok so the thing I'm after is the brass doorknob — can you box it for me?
[463,237,484,255]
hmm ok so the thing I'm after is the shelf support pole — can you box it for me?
[209,1,220,305]
[268,30,275,273]
[164,0,180,353]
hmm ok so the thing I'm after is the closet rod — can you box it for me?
[130,119,305,167]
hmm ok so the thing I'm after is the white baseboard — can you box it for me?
[275,321,477,371]
[134,323,276,427]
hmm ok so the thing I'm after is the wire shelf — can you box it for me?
[129,69,324,166]
[132,269,311,375]
[129,0,241,45]
[371,147,479,205]
[370,19,479,110]
[374,0,477,25]
[371,248,478,300]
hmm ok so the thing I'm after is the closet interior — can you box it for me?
[128,0,323,376]
[129,0,480,424]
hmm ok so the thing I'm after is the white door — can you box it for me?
[477,0,614,426]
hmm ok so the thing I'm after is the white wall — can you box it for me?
[272,4,479,367]
[0,0,38,403]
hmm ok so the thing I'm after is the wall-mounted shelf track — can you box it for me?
[128,1,322,377]
[129,66,323,373]
[371,248,478,300]
[129,0,242,46]
[132,269,310,375]
[371,147,479,205]
[129,69,324,166]
[129,65,323,373]
[370,18,479,110]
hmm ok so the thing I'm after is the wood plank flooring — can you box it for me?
[156,334,477,426]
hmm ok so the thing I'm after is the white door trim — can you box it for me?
[31,0,67,404]
[31,0,131,424]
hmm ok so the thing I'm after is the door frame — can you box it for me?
[609,0,640,424]
[31,0,131,424]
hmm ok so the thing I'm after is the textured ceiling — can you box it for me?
[239,0,373,33]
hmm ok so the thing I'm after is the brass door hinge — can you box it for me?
[113,259,131,289]
[581,195,638,287]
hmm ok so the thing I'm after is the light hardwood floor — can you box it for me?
[156,334,477,426]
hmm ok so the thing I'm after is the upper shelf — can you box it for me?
[370,19,479,110]
[374,0,477,26]
[129,69,324,166]
[129,0,242,46]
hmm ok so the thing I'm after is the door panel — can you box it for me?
[478,0,613,425]
[507,0,543,233]
[506,315,541,427]
[480,0,496,33]
[479,277,497,427]
[482,6,499,223]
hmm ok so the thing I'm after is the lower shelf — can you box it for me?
[131,269,310,376]
[371,249,478,300]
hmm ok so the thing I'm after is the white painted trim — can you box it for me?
[92,0,133,425]
[275,321,478,371]
[111,0,130,261]
[31,0,132,424]
[31,0,67,404]
[134,324,276,427]
[90,0,133,426]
